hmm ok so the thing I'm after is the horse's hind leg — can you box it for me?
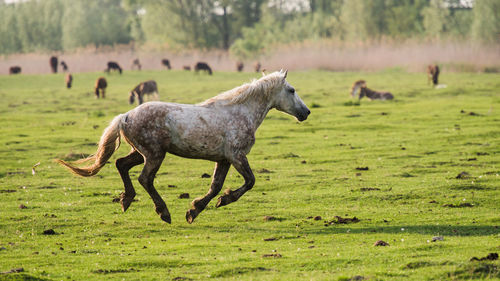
[116,150,144,212]
[186,160,230,223]
[216,155,255,208]
[138,153,171,223]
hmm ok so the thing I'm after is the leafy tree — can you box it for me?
[422,0,450,39]
[384,0,428,38]
[62,0,130,50]
[472,0,500,43]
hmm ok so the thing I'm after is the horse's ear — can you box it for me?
[283,70,288,79]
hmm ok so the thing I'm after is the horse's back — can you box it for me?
[124,102,227,161]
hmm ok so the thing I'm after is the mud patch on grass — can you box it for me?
[93,268,139,274]
[355,167,369,171]
[328,216,360,225]
[81,192,111,197]
[456,171,473,179]
[0,273,50,280]
[281,152,300,158]
[263,216,285,222]
[449,184,491,191]
[210,266,272,278]
[403,261,436,269]
[38,186,57,189]
[470,253,498,262]
[358,187,381,191]
[442,203,475,208]
[446,262,499,280]
[256,168,273,174]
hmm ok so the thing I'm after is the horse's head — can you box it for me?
[272,70,310,122]
[351,80,366,99]
[128,92,135,104]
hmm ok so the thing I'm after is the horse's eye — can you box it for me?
[289,88,295,94]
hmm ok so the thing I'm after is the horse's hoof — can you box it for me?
[186,209,199,224]
[216,195,231,208]
[120,193,135,212]
[160,213,171,224]
[216,189,237,208]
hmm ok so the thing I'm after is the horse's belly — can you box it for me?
[167,134,225,160]
[165,113,226,160]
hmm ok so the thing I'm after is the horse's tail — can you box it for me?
[56,114,126,177]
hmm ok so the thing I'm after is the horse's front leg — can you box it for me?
[186,160,230,223]
[216,155,255,208]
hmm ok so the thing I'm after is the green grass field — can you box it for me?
[0,69,499,280]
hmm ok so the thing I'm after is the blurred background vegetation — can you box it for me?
[0,0,498,59]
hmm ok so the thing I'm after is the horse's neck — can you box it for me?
[352,85,361,97]
[233,98,272,132]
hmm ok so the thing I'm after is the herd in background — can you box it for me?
[7,56,442,104]
[6,56,266,107]
[351,63,441,101]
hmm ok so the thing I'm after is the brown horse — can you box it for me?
[161,59,171,70]
[236,61,244,72]
[427,64,440,87]
[57,71,310,224]
[60,61,68,72]
[351,80,393,100]
[105,61,122,74]
[254,62,261,73]
[9,66,21,75]
[129,80,159,105]
[95,77,107,98]
[131,59,142,71]
[194,62,212,75]
[50,56,58,73]
[65,73,73,89]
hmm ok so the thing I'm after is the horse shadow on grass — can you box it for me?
[302,224,499,237]
[189,222,499,237]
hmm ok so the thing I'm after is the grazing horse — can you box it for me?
[129,80,159,105]
[95,77,107,98]
[161,59,171,70]
[183,65,191,71]
[351,80,393,100]
[50,56,58,73]
[60,61,68,72]
[131,59,142,71]
[427,64,440,87]
[236,61,244,72]
[56,70,310,224]
[65,73,73,89]
[194,62,212,75]
[9,66,21,75]
[254,62,261,73]
[105,61,122,74]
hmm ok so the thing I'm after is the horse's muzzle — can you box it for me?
[296,109,311,122]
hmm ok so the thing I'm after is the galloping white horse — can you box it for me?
[57,70,310,224]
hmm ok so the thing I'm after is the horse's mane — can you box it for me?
[350,80,366,97]
[199,71,286,106]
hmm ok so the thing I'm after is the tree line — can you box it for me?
[0,0,498,58]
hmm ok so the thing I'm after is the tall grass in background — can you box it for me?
[1,40,499,75]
